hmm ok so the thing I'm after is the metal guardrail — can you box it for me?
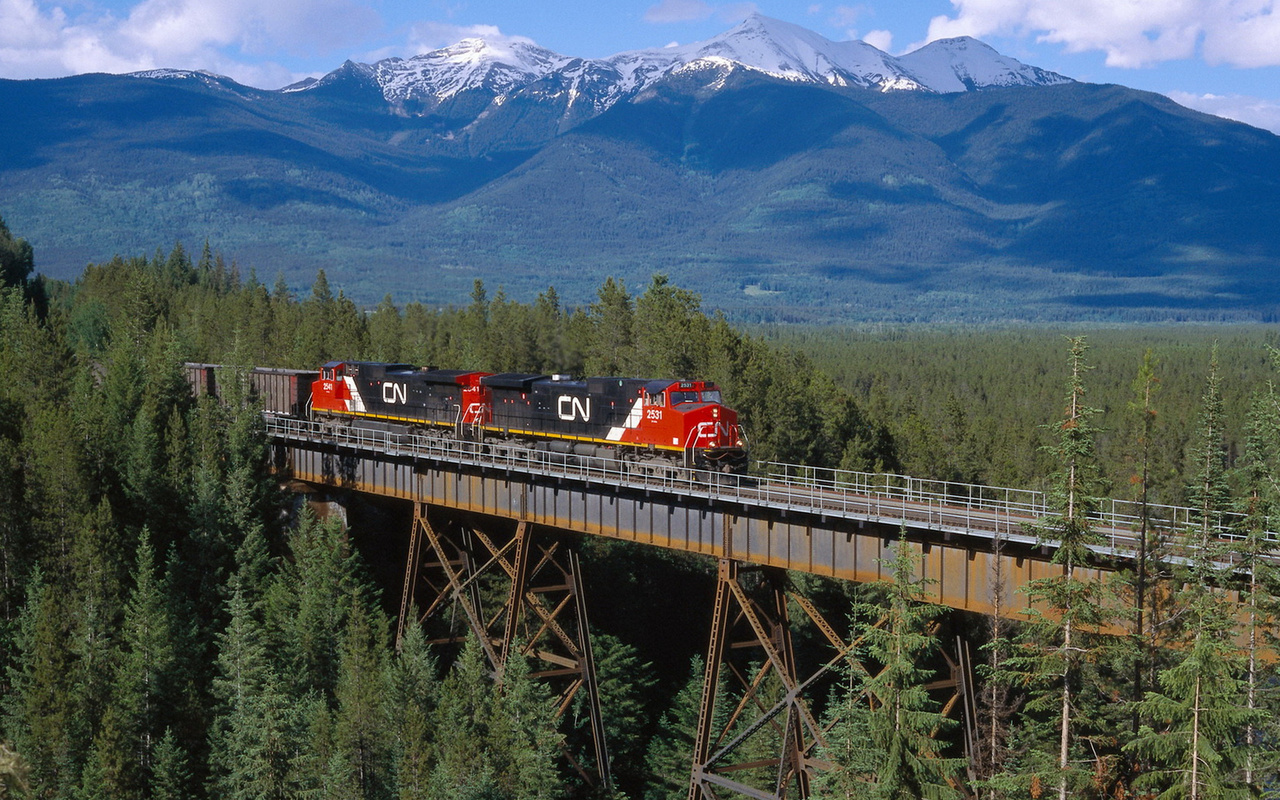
[265,415,1270,565]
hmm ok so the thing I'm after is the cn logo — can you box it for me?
[382,383,407,404]
[557,395,591,422]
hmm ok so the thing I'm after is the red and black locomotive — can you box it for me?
[309,361,747,471]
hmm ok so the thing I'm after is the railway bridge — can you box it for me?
[260,411,1234,800]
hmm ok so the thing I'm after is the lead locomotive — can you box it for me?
[309,361,747,471]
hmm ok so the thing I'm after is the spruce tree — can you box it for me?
[208,586,291,800]
[642,656,704,800]
[819,532,962,800]
[1124,534,1255,800]
[332,596,393,800]
[1123,349,1258,800]
[97,534,177,798]
[1234,351,1280,789]
[430,636,499,798]
[386,617,438,800]
[1013,336,1108,800]
[586,277,633,377]
[151,729,192,800]
[487,648,563,800]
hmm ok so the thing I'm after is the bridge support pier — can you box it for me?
[688,559,978,800]
[689,558,850,800]
[396,503,611,792]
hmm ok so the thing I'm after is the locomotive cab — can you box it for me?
[632,380,746,470]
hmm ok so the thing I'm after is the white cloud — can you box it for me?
[922,0,1280,69]
[862,29,892,52]
[0,0,378,86]
[1168,91,1280,135]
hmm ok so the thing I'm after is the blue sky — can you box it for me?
[4,0,1280,132]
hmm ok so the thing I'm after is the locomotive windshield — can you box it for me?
[670,389,722,405]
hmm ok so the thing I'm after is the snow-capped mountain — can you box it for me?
[897,36,1073,92]
[287,13,1071,117]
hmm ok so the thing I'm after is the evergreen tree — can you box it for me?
[642,656,704,800]
[263,511,361,699]
[97,534,177,798]
[151,728,193,800]
[0,217,33,290]
[3,573,78,797]
[207,586,291,800]
[1234,350,1280,789]
[1124,349,1263,800]
[386,618,438,800]
[590,633,655,790]
[1124,522,1255,799]
[633,274,709,378]
[368,294,405,363]
[331,597,393,800]
[1012,336,1109,800]
[819,532,962,800]
[585,277,633,377]
[486,647,563,800]
[430,636,499,799]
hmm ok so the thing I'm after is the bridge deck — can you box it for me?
[267,415,1255,616]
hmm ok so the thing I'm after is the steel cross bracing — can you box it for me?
[264,414,1266,570]
[395,506,612,791]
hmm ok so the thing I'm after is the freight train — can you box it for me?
[186,361,748,472]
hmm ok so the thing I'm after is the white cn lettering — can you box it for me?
[557,395,591,422]
[382,382,407,404]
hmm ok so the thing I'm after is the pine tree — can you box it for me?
[0,216,34,290]
[97,534,177,798]
[386,617,438,800]
[642,656,704,800]
[151,728,193,800]
[368,294,405,363]
[430,636,499,798]
[972,528,1018,799]
[590,633,655,789]
[633,274,709,378]
[1124,538,1255,800]
[1123,349,1258,800]
[208,586,291,800]
[332,596,392,800]
[1234,351,1280,789]
[1125,350,1166,729]
[821,532,962,800]
[3,572,76,796]
[263,511,360,699]
[487,648,563,800]
[1013,336,1109,800]
[586,278,633,377]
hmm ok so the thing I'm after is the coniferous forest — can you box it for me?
[6,216,1280,799]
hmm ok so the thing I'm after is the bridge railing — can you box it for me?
[265,416,1274,563]
[759,461,1260,549]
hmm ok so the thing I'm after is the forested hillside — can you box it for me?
[6,220,1280,799]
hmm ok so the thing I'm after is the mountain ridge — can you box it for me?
[2,16,1277,323]
[277,14,1072,123]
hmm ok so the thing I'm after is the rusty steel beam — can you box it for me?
[280,440,1112,621]
[690,559,836,800]
[395,504,612,792]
